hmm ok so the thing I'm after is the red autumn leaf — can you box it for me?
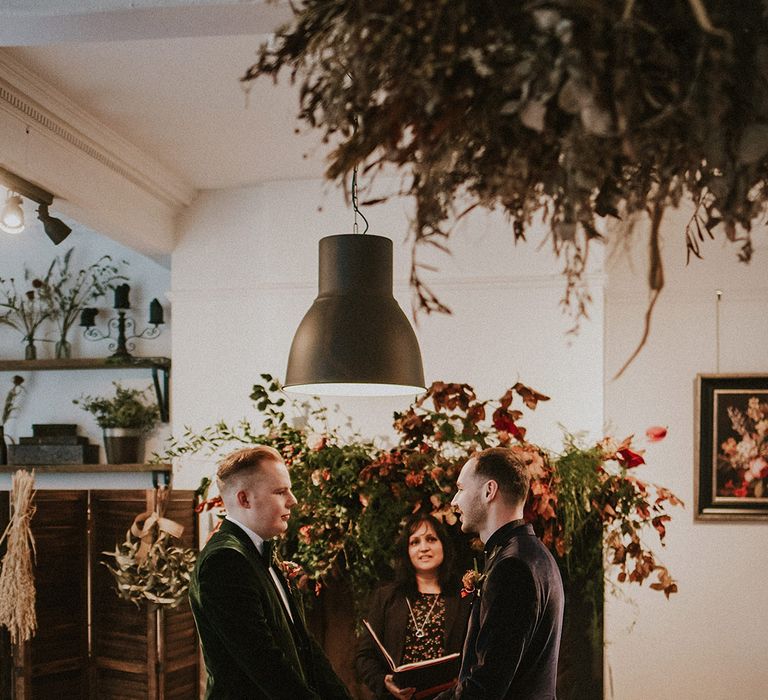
[498,389,514,410]
[466,403,486,424]
[645,425,668,442]
[651,515,671,539]
[617,448,645,468]
[492,409,525,439]
[512,382,551,409]
[510,423,526,440]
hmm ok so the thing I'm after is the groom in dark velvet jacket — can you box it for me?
[189,445,351,700]
[436,447,564,700]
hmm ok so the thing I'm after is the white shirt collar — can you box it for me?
[225,515,266,556]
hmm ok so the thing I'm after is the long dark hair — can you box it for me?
[394,513,458,596]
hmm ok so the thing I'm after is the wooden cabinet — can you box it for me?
[0,488,198,700]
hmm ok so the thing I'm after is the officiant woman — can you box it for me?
[355,513,471,700]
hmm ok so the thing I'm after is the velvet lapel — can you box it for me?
[271,564,309,637]
[218,520,295,631]
[219,518,263,561]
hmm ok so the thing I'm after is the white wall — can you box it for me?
[173,180,768,699]
[603,206,768,699]
[0,208,171,489]
[170,177,605,486]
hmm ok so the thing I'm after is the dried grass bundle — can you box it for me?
[0,469,37,644]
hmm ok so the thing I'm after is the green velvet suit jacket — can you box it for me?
[189,519,351,700]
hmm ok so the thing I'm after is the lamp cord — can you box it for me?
[347,75,369,235]
[351,165,369,235]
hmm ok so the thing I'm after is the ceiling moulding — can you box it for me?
[0,48,195,255]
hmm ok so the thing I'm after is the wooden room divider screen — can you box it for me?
[0,488,198,700]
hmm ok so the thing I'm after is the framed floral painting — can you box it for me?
[695,374,768,520]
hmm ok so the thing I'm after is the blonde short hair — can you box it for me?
[216,445,283,491]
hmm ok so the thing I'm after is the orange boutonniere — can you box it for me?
[461,547,501,598]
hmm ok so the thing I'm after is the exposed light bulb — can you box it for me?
[0,194,24,234]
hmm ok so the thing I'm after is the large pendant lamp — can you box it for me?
[284,233,426,396]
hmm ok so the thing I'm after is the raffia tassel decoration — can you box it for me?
[0,469,37,644]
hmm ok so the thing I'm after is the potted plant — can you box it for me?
[74,382,160,463]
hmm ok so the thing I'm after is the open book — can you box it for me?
[363,619,460,699]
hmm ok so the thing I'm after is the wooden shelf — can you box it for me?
[0,356,171,422]
[0,463,171,473]
[0,356,170,371]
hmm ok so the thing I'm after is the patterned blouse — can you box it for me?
[401,592,446,664]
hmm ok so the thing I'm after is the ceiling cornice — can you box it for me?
[0,48,195,209]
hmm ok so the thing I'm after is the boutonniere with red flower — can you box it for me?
[461,566,486,598]
[272,551,310,593]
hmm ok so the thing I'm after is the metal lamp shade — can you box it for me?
[285,234,426,396]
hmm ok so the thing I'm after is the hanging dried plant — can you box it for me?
[0,469,37,644]
[245,0,768,370]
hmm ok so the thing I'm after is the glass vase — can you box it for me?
[55,338,72,359]
[24,339,37,360]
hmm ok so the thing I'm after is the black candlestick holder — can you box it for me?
[80,285,164,359]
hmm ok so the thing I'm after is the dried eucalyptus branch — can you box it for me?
[245,0,768,368]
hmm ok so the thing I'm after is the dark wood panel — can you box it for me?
[92,668,149,700]
[3,488,199,699]
[163,665,198,700]
[90,490,152,694]
[27,491,89,700]
[0,491,10,700]
[91,490,199,699]
[30,669,87,698]
[158,492,198,699]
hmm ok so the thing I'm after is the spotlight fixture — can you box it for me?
[0,192,24,234]
[0,166,71,244]
[284,167,426,397]
[37,203,72,245]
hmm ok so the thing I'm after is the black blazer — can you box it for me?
[189,519,351,700]
[356,582,472,699]
[437,522,564,700]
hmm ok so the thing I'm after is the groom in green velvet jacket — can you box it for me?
[189,445,351,700]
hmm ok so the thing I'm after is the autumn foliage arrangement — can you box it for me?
[247,1,768,374]
[165,374,681,617]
